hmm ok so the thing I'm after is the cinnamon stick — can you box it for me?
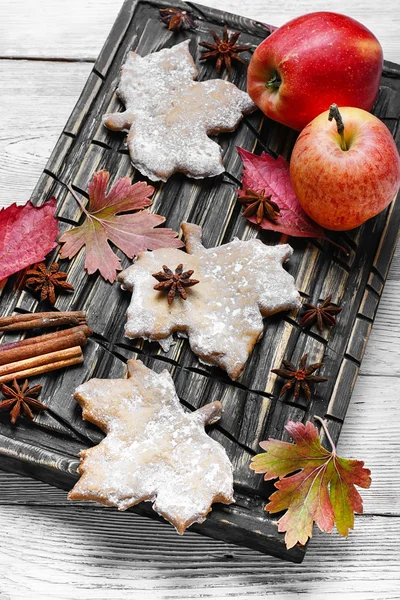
[0,346,83,378]
[0,324,92,354]
[0,346,84,384]
[0,357,84,384]
[0,325,92,366]
[0,311,87,332]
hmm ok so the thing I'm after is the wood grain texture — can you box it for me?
[0,0,399,208]
[1,372,399,514]
[0,0,399,595]
[0,507,399,600]
[0,0,398,61]
[1,371,399,595]
[1,0,399,562]
[0,61,92,206]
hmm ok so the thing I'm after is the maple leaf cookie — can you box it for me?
[68,359,234,534]
[103,40,256,181]
[118,223,301,380]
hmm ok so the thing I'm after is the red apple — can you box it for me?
[289,105,400,231]
[247,12,383,131]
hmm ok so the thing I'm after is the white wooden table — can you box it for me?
[0,1,399,598]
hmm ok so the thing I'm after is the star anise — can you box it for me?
[199,26,252,74]
[300,294,342,332]
[271,354,328,402]
[238,189,281,224]
[152,264,199,304]
[159,8,197,31]
[24,262,74,305]
[0,379,47,425]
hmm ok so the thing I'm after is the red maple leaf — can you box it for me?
[0,198,58,282]
[237,148,325,238]
[250,417,371,549]
[59,170,184,283]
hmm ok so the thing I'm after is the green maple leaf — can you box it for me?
[250,417,371,549]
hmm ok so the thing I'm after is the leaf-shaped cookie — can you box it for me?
[118,222,301,380]
[59,170,183,283]
[103,40,255,181]
[68,360,234,533]
[250,418,371,549]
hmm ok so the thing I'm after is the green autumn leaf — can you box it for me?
[250,418,371,549]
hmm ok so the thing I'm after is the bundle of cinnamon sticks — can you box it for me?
[0,311,92,384]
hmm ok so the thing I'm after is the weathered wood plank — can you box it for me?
[0,0,400,563]
[2,371,399,514]
[2,369,398,596]
[0,505,398,600]
[0,0,399,61]
[1,0,400,595]
[0,451,305,563]
[0,60,93,206]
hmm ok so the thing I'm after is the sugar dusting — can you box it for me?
[68,360,234,533]
[103,40,256,181]
[119,222,301,380]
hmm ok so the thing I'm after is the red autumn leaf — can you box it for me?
[0,198,58,282]
[237,147,324,238]
[250,417,371,549]
[59,170,184,283]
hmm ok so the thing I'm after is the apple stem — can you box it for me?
[328,104,347,151]
[265,72,281,91]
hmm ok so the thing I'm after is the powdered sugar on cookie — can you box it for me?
[119,223,301,380]
[103,40,256,181]
[68,360,234,533]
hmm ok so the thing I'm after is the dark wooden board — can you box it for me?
[1,0,400,563]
